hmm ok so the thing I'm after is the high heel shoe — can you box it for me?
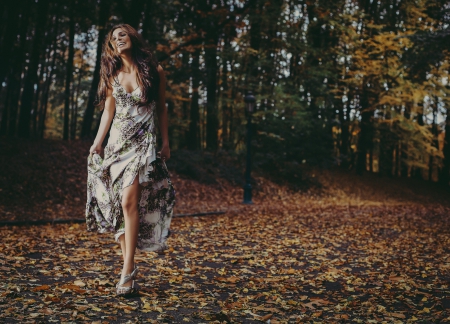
[116,265,140,297]
[115,264,139,287]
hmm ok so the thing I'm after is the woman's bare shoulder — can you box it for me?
[156,65,166,81]
[105,76,116,96]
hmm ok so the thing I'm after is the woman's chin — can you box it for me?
[118,47,130,54]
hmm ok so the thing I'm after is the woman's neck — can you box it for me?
[120,54,134,73]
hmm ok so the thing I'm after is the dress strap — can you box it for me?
[112,76,120,86]
[108,76,119,87]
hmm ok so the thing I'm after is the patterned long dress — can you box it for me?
[85,79,176,252]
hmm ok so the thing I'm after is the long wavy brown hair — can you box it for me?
[95,24,160,112]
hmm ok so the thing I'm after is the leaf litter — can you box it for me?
[0,139,449,322]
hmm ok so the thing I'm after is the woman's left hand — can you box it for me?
[158,143,170,162]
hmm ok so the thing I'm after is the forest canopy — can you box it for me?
[0,0,449,183]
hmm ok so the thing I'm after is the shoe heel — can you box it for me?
[130,265,139,279]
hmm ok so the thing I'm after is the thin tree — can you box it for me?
[17,0,50,138]
[63,0,75,140]
[39,16,60,139]
[188,50,201,150]
[80,0,111,138]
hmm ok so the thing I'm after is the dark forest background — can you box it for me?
[1,0,449,185]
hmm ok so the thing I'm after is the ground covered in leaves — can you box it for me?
[0,138,449,323]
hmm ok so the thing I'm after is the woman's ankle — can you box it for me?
[121,261,135,274]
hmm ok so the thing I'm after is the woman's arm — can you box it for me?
[89,84,116,155]
[156,64,170,160]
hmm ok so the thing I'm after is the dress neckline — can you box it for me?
[113,77,140,94]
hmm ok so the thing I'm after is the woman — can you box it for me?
[85,24,176,297]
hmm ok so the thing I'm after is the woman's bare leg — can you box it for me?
[118,235,126,261]
[120,175,142,287]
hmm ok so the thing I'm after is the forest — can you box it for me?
[1,1,450,322]
[1,0,449,184]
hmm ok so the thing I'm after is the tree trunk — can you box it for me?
[17,0,50,138]
[2,3,31,137]
[246,0,264,88]
[118,0,145,28]
[167,98,175,147]
[0,1,23,89]
[0,1,7,37]
[63,0,75,140]
[429,98,439,181]
[6,75,22,137]
[204,30,219,151]
[442,110,450,186]
[221,36,232,150]
[180,51,190,148]
[337,91,349,166]
[34,17,58,138]
[0,85,12,136]
[141,0,158,49]
[71,58,83,140]
[356,87,372,175]
[188,50,201,150]
[265,0,283,94]
[32,50,46,138]
[80,0,110,139]
[39,17,59,139]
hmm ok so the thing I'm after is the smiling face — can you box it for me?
[111,28,132,54]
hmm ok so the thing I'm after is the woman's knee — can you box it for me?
[121,177,141,213]
[121,198,138,213]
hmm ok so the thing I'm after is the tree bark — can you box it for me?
[246,0,264,88]
[442,111,450,186]
[0,1,23,90]
[141,0,158,49]
[188,50,201,150]
[71,56,84,140]
[17,0,50,138]
[118,0,146,29]
[181,51,190,148]
[63,0,75,140]
[32,50,46,138]
[204,33,219,151]
[265,0,283,94]
[39,17,59,139]
[80,0,110,139]
[356,86,372,175]
[0,85,12,136]
[1,3,31,137]
[429,98,439,181]
[221,36,232,149]
[33,12,58,137]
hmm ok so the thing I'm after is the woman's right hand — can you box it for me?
[89,142,103,157]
